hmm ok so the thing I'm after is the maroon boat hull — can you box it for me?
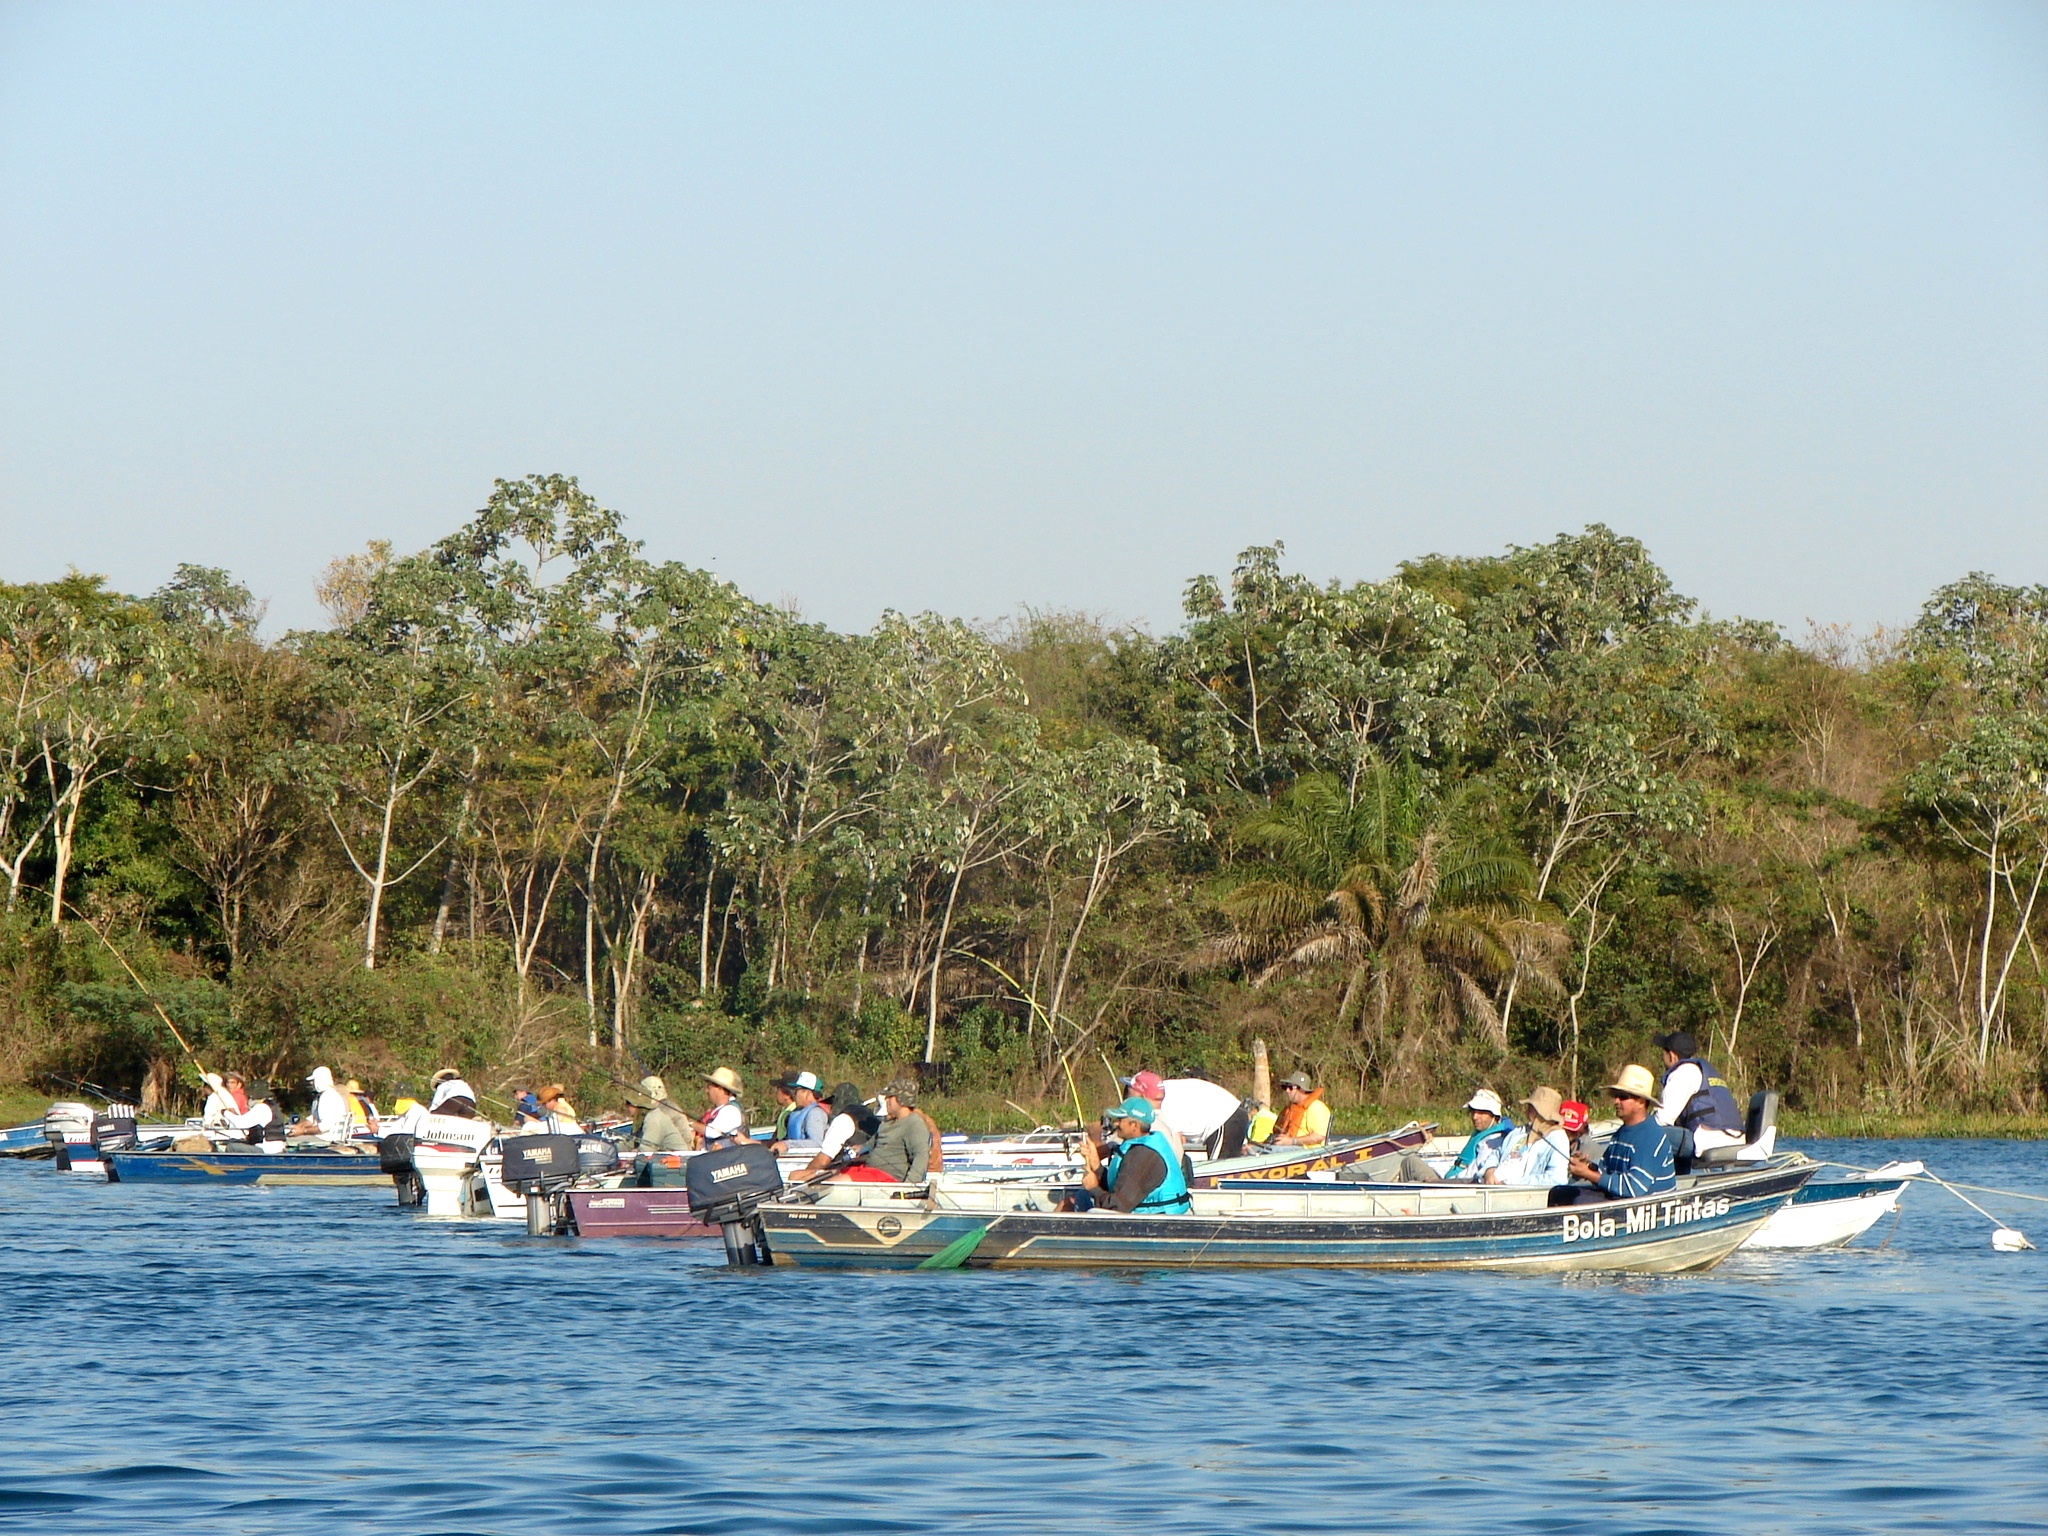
[568,1187,719,1239]
[1187,1122,1434,1187]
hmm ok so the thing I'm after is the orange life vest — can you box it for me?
[1275,1088,1323,1138]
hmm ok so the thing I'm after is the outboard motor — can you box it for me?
[91,1104,139,1151]
[576,1136,621,1178]
[500,1133,583,1235]
[379,1132,425,1206]
[684,1142,783,1266]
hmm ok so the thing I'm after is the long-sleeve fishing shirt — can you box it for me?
[1596,1118,1677,1199]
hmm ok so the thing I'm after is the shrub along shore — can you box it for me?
[5,476,2048,1126]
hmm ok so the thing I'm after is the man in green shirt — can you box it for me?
[865,1078,932,1182]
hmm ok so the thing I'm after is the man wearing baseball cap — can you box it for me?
[770,1071,829,1151]
[1389,1087,1516,1183]
[1552,1064,1677,1206]
[1078,1096,1193,1213]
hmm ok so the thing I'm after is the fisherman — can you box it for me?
[852,1078,932,1182]
[770,1072,829,1152]
[513,1090,546,1126]
[769,1078,798,1141]
[699,1067,747,1149]
[200,1070,248,1127]
[1552,1065,1677,1205]
[1127,1070,1249,1162]
[797,1082,878,1179]
[427,1068,479,1118]
[536,1084,584,1133]
[1652,1030,1746,1164]
[225,1081,280,1142]
[343,1080,379,1135]
[1265,1071,1331,1147]
[1077,1095,1193,1214]
[632,1075,694,1153]
[288,1066,354,1141]
[1388,1088,1516,1182]
[1484,1086,1571,1188]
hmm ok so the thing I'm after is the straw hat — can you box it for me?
[537,1083,569,1105]
[1607,1064,1658,1101]
[703,1066,743,1097]
[1522,1086,1564,1124]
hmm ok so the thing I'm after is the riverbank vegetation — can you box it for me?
[5,476,2047,1125]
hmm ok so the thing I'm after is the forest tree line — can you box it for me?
[5,474,2047,1119]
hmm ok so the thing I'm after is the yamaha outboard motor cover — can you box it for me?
[684,1142,783,1217]
[378,1132,417,1174]
[91,1106,139,1150]
[576,1136,621,1177]
[500,1133,582,1192]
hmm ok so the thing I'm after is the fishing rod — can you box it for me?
[35,887,213,1085]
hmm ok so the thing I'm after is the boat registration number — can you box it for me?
[1562,1194,1732,1243]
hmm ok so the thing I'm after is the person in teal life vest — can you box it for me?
[1651,1030,1746,1165]
[1077,1096,1192,1214]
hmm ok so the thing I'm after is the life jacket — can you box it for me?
[1275,1088,1323,1138]
[1664,1057,1744,1133]
[345,1093,374,1129]
[1105,1129,1192,1214]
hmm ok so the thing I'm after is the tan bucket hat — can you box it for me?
[1607,1064,1658,1101]
[703,1066,743,1097]
[1523,1085,1565,1123]
[625,1075,671,1109]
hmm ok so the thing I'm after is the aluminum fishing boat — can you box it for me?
[756,1155,1816,1272]
[1741,1161,1916,1250]
[103,1143,390,1186]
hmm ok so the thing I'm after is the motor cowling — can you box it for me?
[500,1134,583,1194]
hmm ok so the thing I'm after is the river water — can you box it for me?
[1,1138,2043,1535]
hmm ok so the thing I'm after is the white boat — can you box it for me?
[1741,1161,1918,1250]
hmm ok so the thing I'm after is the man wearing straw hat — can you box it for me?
[1551,1064,1677,1207]
[699,1067,747,1149]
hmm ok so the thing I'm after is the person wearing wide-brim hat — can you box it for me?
[699,1067,747,1149]
[1481,1086,1572,1189]
[1551,1064,1679,1207]
[629,1074,694,1154]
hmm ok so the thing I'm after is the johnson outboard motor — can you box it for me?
[684,1142,783,1266]
[500,1133,582,1235]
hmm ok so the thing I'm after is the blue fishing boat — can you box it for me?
[757,1156,1816,1272]
[0,1121,51,1157]
[104,1144,390,1186]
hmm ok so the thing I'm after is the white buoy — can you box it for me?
[1991,1228,2032,1252]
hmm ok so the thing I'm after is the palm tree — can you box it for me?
[1214,765,1565,1070]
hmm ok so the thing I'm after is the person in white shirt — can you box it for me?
[798,1081,878,1179]
[1651,1030,1746,1160]
[289,1066,353,1141]
[699,1066,747,1148]
[1484,1086,1572,1187]
[200,1071,247,1127]
[1128,1071,1249,1161]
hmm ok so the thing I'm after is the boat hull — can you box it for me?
[567,1188,719,1238]
[105,1149,389,1186]
[761,1160,1813,1272]
[1742,1175,1909,1250]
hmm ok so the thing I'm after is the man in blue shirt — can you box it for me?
[1550,1064,1676,1206]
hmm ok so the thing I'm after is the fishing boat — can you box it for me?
[937,1121,1435,1187]
[754,1155,1816,1272]
[1741,1161,1917,1250]
[566,1186,719,1238]
[103,1143,390,1186]
[1,1120,54,1157]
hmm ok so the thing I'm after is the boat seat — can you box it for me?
[1693,1089,1779,1164]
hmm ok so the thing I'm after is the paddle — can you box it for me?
[916,1221,991,1270]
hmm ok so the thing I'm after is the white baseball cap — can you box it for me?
[1464,1088,1505,1115]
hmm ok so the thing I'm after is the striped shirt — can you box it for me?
[1597,1118,1677,1199]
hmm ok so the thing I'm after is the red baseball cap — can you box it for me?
[1130,1070,1165,1102]
[1559,1101,1591,1134]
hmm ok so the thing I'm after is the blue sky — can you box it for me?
[2,2,2043,636]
